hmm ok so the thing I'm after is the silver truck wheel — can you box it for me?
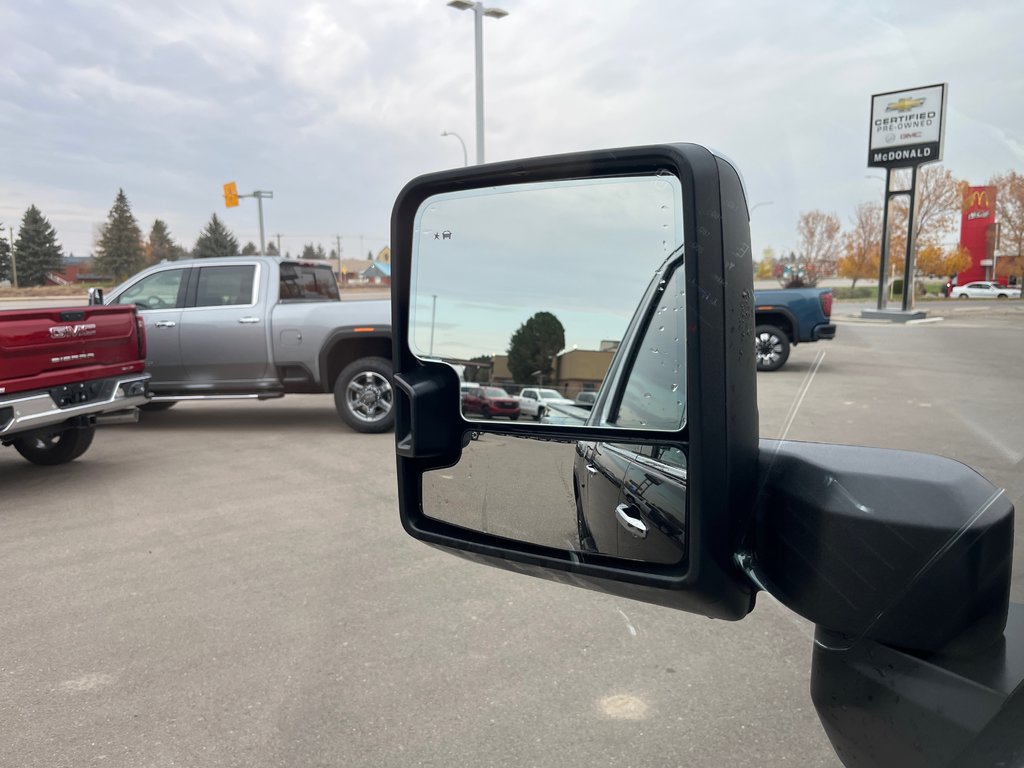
[755,324,790,372]
[12,426,96,465]
[334,357,395,433]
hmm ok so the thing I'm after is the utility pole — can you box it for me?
[9,226,17,289]
[336,235,343,277]
[275,233,283,255]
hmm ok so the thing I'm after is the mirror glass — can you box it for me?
[422,433,687,565]
[409,175,686,427]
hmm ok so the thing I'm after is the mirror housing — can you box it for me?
[390,144,759,620]
[87,287,104,306]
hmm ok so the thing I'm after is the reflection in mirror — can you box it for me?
[409,175,685,427]
[422,433,687,565]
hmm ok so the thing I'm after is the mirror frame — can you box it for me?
[390,143,759,620]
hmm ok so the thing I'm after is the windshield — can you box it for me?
[483,387,509,397]
[2,3,1020,767]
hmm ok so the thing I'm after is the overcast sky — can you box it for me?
[1,1,1021,261]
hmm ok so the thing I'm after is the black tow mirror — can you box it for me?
[87,287,104,305]
[389,144,759,620]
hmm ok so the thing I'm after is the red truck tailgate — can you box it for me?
[0,305,145,395]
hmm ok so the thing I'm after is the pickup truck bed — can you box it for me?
[1,305,150,464]
[753,288,836,371]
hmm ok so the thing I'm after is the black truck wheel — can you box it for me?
[12,425,96,465]
[334,356,395,433]
[755,324,791,372]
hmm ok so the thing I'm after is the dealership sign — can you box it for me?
[868,83,946,168]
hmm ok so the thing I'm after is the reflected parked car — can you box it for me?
[574,391,597,409]
[461,385,521,420]
[951,281,1021,299]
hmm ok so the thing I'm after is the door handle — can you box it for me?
[585,464,598,475]
[153,321,176,328]
[237,317,261,324]
[615,504,648,539]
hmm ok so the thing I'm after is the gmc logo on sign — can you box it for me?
[49,323,98,339]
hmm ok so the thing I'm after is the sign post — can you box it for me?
[223,183,274,255]
[866,84,947,316]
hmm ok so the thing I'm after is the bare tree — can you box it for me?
[780,210,840,287]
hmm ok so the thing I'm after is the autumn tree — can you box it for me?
[756,247,776,279]
[916,243,972,277]
[13,205,64,286]
[146,220,187,264]
[837,202,882,288]
[990,170,1024,286]
[780,211,841,287]
[507,312,565,383]
[887,165,964,276]
[193,214,240,258]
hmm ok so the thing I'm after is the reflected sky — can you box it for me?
[409,175,684,360]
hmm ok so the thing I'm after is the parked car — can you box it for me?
[573,391,597,409]
[0,304,149,465]
[461,385,520,420]
[517,387,575,420]
[102,257,394,432]
[952,281,1021,299]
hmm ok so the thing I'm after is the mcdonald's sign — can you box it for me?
[962,186,995,223]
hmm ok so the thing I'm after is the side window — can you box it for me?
[115,269,186,310]
[195,265,256,307]
[610,265,685,430]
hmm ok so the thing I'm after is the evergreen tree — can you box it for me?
[241,241,259,256]
[147,219,186,264]
[301,243,317,260]
[193,214,240,258]
[266,241,280,256]
[314,244,327,259]
[13,205,64,286]
[94,190,144,281]
[507,312,566,383]
[0,224,12,284]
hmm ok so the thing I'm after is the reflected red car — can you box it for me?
[461,385,520,420]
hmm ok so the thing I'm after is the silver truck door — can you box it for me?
[179,263,271,384]
[109,266,189,385]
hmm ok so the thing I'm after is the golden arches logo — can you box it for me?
[963,190,990,209]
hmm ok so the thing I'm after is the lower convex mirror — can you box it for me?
[422,433,687,565]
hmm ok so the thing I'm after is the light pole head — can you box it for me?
[447,1,474,10]
[483,7,508,17]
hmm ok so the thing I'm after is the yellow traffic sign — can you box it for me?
[223,181,239,208]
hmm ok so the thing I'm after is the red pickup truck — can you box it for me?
[0,304,150,465]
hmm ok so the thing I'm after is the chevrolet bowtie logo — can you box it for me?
[886,97,926,112]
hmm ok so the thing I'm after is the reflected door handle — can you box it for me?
[585,464,598,475]
[153,321,176,328]
[615,504,648,539]
[238,317,261,324]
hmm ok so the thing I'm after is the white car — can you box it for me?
[517,387,575,420]
[952,281,1021,299]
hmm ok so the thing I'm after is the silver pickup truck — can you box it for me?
[100,257,393,432]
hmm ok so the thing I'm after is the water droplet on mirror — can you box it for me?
[671,383,679,392]
[658,326,665,332]
[643,392,652,400]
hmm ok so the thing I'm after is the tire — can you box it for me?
[139,401,176,412]
[334,356,395,433]
[12,426,96,466]
[997,294,1008,299]
[754,324,791,372]
[535,407,545,421]
[511,414,519,421]
[482,406,492,419]
[957,294,968,299]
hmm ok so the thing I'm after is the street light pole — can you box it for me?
[441,131,469,167]
[447,1,508,165]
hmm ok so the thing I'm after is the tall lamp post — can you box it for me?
[441,130,468,167]
[447,0,508,165]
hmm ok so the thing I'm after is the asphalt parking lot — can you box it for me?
[2,302,1022,767]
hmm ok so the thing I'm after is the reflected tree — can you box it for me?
[508,312,565,383]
